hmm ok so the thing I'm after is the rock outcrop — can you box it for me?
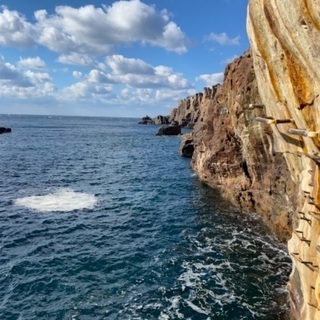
[153,115,169,125]
[169,88,217,128]
[0,127,11,134]
[190,50,297,241]
[247,1,320,319]
[138,115,155,124]
[156,125,181,136]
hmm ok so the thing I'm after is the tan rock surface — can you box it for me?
[247,0,320,319]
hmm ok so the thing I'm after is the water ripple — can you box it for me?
[0,116,290,319]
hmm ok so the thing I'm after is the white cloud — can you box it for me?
[153,21,188,54]
[24,70,51,84]
[0,56,32,87]
[196,73,224,86]
[60,81,116,102]
[58,53,94,66]
[31,0,189,56]
[87,69,117,84]
[106,55,154,75]
[18,57,46,69]
[0,56,55,99]
[103,54,192,89]
[72,71,83,79]
[0,6,36,48]
[206,32,240,46]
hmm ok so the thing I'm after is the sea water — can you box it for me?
[0,115,291,319]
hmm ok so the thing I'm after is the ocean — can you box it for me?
[0,115,291,320]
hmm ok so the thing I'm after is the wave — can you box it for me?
[14,188,97,212]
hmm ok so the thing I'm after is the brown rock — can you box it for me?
[190,50,297,242]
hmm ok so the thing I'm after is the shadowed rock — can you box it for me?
[0,127,11,134]
[156,125,181,136]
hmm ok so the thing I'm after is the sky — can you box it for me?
[0,0,249,117]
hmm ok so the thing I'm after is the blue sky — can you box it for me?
[0,0,249,117]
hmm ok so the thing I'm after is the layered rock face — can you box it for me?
[247,0,320,319]
[191,50,297,241]
[169,88,217,128]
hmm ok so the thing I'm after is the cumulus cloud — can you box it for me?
[18,57,46,69]
[58,54,193,104]
[0,6,36,48]
[106,55,154,75]
[206,32,240,46]
[58,53,94,66]
[31,0,189,56]
[108,55,192,89]
[0,56,32,87]
[196,73,224,86]
[0,56,55,99]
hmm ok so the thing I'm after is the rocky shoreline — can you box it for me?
[144,0,320,315]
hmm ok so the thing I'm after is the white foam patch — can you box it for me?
[14,188,98,212]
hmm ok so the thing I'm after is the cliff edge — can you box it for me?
[247,1,320,319]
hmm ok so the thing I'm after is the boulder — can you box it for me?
[156,125,181,136]
[0,127,11,134]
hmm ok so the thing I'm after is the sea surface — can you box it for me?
[0,115,291,320]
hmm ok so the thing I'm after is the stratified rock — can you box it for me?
[153,115,169,125]
[180,133,194,157]
[138,115,155,124]
[156,125,181,136]
[247,1,320,318]
[0,127,11,134]
[169,86,219,128]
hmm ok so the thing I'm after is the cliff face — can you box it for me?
[169,88,216,127]
[173,1,320,317]
[190,50,297,241]
[247,1,320,319]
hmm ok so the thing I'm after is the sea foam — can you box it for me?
[14,188,97,212]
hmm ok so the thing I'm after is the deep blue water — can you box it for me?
[0,115,291,320]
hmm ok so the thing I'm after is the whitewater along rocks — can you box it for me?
[0,127,11,134]
[247,0,320,318]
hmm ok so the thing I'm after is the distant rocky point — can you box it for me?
[138,115,170,125]
[0,127,11,134]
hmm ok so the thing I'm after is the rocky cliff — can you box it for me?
[189,50,298,241]
[169,88,217,128]
[172,1,320,318]
[247,1,320,319]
